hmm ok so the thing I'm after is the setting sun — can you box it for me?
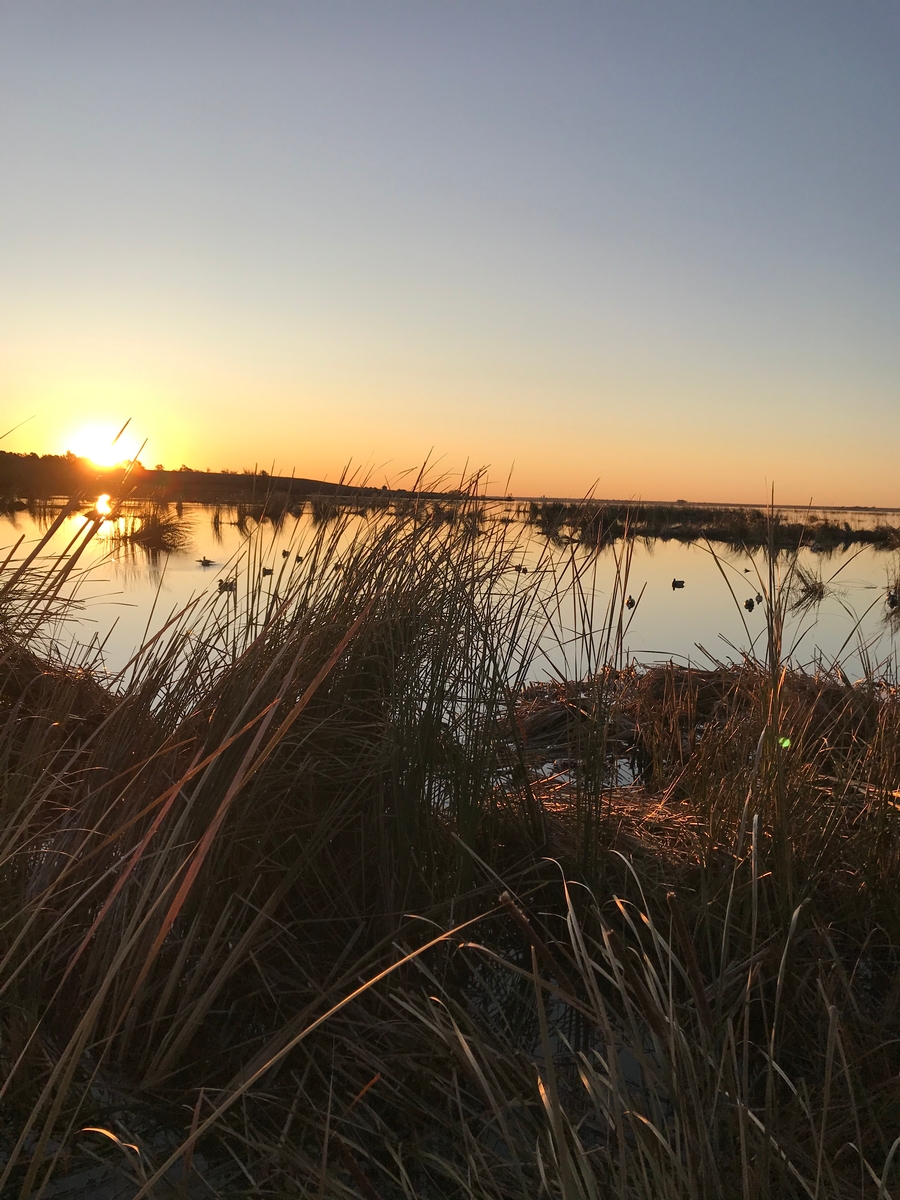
[67,422,141,468]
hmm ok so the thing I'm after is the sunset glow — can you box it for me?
[66,424,141,468]
[1,4,898,504]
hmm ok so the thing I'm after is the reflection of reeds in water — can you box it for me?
[210,504,222,544]
[310,494,340,524]
[105,503,192,557]
[26,497,70,531]
[790,562,828,613]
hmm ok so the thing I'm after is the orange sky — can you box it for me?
[2,3,898,507]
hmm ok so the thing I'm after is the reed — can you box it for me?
[2,488,900,1198]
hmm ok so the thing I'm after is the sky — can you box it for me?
[1,1,898,504]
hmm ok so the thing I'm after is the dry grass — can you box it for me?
[2,488,900,1198]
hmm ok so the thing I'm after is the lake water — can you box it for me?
[3,499,899,684]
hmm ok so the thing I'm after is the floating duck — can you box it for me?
[888,591,899,609]
[672,579,685,590]
[282,549,290,559]
[261,567,273,577]
[743,568,751,573]
[511,564,528,574]
[296,554,304,564]
[744,598,755,612]
[756,593,763,604]
[197,556,215,567]
[217,579,236,593]
[626,595,636,609]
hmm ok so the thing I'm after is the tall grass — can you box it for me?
[2,488,900,1198]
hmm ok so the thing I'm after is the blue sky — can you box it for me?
[1,1,898,501]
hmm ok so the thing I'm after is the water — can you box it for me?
[2,500,898,683]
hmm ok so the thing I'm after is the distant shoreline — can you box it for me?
[1,450,897,513]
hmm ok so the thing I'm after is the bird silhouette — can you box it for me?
[197,556,215,567]
[261,567,273,577]
[888,591,899,609]
[756,593,763,604]
[744,598,755,612]
[672,579,685,590]
[626,595,636,609]
[282,549,290,558]
[296,554,303,564]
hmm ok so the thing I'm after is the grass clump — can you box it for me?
[2,489,900,1198]
[103,502,193,557]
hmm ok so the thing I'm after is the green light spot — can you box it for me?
[778,736,791,749]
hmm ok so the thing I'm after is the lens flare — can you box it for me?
[95,494,112,517]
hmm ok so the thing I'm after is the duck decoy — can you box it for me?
[626,595,636,609]
[744,598,755,612]
[197,556,215,567]
[672,579,685,590]
[261,567,274,577]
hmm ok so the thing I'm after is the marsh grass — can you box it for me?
[2,486,900,1198]
[529,500,900,554]
[103,503,193,557]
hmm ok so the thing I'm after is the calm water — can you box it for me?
[3,500,898,684]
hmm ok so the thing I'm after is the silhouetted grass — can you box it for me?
[529,499,900,553]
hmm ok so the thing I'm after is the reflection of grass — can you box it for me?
[790,562,828,613]
[5,490,900,1198]
[106,503,192,555]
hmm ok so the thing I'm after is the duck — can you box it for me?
[672,579,685,590]
[282,549,290,559]
[197,556,215,567]
[744,598,755,612]
[626,595,636,609]
[217,579,236,593]
[756,593,763,604]
[261,567,274,577]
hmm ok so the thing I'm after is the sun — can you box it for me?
[67,422,141,467]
